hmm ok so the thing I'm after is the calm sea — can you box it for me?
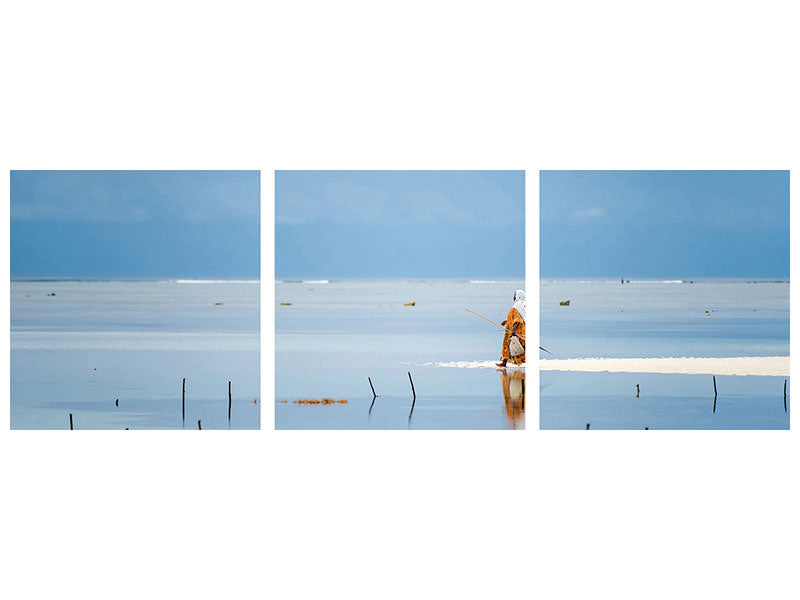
[540,279,789,429]
[11,280,260,430]
[275,279,526,429]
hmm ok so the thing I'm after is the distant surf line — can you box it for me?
[174,279,259,284]
[11,278,259,283]
[276,278,524,284]
[540,278,789,284]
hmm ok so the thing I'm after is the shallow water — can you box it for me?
[276,386,524,430]
[275,279,526,429]
[539,279,789,430]
[541,371,788,430]
[11,280,260,430]
[541,278,789,358]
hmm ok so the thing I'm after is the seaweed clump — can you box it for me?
[293,398,348,405]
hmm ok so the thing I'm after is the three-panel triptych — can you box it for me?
[10,170,790,430]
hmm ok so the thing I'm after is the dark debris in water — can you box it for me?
[291,398,348,405]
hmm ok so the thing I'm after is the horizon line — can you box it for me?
[11,277,260,282]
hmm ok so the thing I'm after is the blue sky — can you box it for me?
[11,171,260,278]
[540,171,789,278]
[275,171,525,278]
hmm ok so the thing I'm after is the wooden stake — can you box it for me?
[713,375,718,413]
[197,419,202,430]
[784,379,787,413]
[69,413,73,430]
[636,384,640,398]
[182,378,186,424]
[408,371,417,419]
[586,423,590,430]
[228,381,232,423]
[368,377,377,415]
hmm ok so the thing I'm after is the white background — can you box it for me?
[1,1,798,598]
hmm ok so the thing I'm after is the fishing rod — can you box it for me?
[464,307,553,354]
[464,308,526,341]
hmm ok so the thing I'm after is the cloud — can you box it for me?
[276,172,521,228]
[11,199,152,222]
[290,184,480,226]
[574,207,604,218]
[276,215,305,224]
[11,171,259,224]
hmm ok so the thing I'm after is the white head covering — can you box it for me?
[512,289,525,322]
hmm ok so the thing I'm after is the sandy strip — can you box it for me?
[436,361,526,369]
[539,356,789,377]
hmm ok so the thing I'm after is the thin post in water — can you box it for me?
[182,377,186,425]
[713,375,717,398]
[408,371,417,419]
[636,384,640,398]
[228,381,232,423]
[368,377,377,415]
[784,379,787,413]
[197,419,202,430]
[586,423,590,430]
[69,413,74,430]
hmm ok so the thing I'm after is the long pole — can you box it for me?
[465,307,506,330]
[465,307,545,352]
[368,377,377,415]
[408,371,417,417]
[465,308,525,338]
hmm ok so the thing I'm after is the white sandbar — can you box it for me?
[436,361,526,369]
[539,356,789,377]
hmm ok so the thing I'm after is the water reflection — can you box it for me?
[500,370,525,429]
[712,381,789,416]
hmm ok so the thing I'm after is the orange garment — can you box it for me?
[500,307,525,365]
